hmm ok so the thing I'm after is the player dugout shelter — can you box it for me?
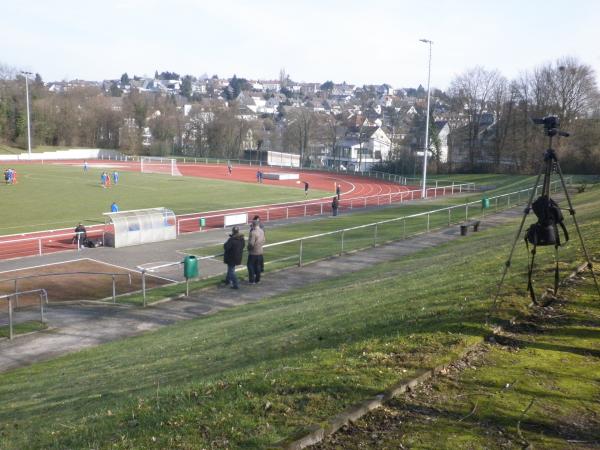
[103,208,177,248]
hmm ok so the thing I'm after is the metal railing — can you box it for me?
[135,178,567,303]
[0,178,474,260]
[1,289,48,340]
[0,271,132,305]
[0,229,106,261]
[175,182,476,234]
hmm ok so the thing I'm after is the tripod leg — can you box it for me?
[491,171,544,309]
[554,162,600,299]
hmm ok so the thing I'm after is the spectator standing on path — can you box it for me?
[111,201,119,213]
[223,226,245,289]
[332,196,339,216]
[304,181,309,196]
[247,219,266,284]
[336,183,341,200]
[251,215,265,231]
[112,171,119,185]
[256,170,261,183]
[251,215,265,272]
[83,160,88,172]
[100,172,107,188]
[227,162,232,175]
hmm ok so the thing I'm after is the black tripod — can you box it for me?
[493,117,600,307]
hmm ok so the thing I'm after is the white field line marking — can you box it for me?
[82,258,176,283]
[0,258,88,275]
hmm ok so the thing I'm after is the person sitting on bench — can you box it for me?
[74,223,87,245]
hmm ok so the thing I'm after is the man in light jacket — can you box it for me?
[247,219,266,284]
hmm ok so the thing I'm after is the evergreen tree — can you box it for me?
[181,75,193,99]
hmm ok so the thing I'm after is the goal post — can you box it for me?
[140,156,182,176]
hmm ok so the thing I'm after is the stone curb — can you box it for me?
[275,343,482,450]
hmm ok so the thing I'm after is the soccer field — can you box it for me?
[0,164,327,235]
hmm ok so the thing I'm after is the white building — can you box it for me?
[320,127,391,171]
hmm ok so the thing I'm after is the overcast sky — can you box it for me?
[2,0,599,90]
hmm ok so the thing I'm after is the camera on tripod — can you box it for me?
[532,115,569,137]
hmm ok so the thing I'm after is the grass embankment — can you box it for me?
[315,243,600,447]
[0,321,47,339]
[0,165,326,234]
[0,184,597,448]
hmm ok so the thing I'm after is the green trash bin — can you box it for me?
[199,217,206,228]
[183,255,199,279]
[481,197,490,209]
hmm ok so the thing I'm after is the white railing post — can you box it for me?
[320,203,323,215]
[465,203,469,221]
[340,230,345,254]
[448,208,451,226]
[373,224,378,246]
[304,205,307,217]
[38,239,42,256]
[298,239,303,266]
[39,291,45,324]
[8,297,13,340]
[427,213,430,232]
[286,207,289,220]
[142,269,147,307]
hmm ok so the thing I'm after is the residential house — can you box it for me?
[261,80,280,92]
[320,126,391,171]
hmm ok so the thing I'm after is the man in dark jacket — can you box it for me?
[332,196,339,216]
[223,226,245,289]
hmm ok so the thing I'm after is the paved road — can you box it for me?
[0,206,523,373]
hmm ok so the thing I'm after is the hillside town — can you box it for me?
[1,58,599,174]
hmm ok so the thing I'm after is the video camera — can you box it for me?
[532,115,570,137]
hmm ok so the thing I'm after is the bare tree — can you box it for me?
[285,107,316,167]
[448,66,503,169]
[323,112,343,168]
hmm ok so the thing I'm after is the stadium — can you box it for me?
[0,153,598,449]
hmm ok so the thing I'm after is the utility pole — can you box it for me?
[22,71,33,156]
[419,39,433,198]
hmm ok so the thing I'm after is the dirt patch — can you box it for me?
[0,259,167,311]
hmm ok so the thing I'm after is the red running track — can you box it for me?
[0,160,445,260]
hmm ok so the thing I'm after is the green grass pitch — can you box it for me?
[0,164,327,235]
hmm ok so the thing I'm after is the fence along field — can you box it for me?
[0,162,475,260]
[137,180,562,303]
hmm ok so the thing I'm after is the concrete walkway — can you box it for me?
[0,207,523,373]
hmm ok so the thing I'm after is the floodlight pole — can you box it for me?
[419,39,433,199]
[22,71,33,156]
